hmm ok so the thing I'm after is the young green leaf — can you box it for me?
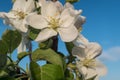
[41,64,64,80]
[17,52,29,61]
[28,26,40,40]
[30,61,64,80]
[0,40,8,54]
[39,39,53,49]
[65,42,74,55]
[0,70,9,78]
[30,61,41,80]
[65,69,74,80]
[32,48,63,68]
[0,54,7,69]
[2,30,22,53]
[0,76,17,80]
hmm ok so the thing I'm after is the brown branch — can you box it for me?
[51,36,58,52]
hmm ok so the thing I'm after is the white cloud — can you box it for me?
[99,46,120,61]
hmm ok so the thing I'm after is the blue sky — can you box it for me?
[0,0,120,80]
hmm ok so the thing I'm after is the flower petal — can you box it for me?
[38,0,46,6]
[72,47,85,60]
[58,25,78,42]
[12,19,28,32]
[86,42,102,59]
[77,65,87,77]
[95,60,107,76]
[73,34,89,48]
[75,16,86,29]
[26,13,48,29]
[60,9,75,28]
[24,0,35,13]
[64,2,74,9]
[55,1,63,12]
[86,68,97,79]
[35,28,57,42]
[12,0,26,11]
[41,1,60,18]
[0,12,6,18]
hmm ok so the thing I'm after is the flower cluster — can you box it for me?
[0,0,107,80]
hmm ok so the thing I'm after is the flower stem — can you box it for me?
[51,36,58,52]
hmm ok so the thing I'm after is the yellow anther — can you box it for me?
[48,16,60,29]
[11,10,27,20]
[82,59,96,67]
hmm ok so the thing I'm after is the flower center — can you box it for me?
[82,59,96,68]
[48,16,60,29]
[11,10,27,20]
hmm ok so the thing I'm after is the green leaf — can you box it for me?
[32,48,63,68]
[41,64,64,80]
[28,26,40,40]
[0,40,8,54]
[0,70,9,78]
[39,39,53,49]
[0,54,7,69]
[65,42,74,55]
[2,30,22,53]
[17,52,29,61]
[30,61,41,80]
[65,69,74,80]
[66,0,79,3]
[30,61,64,80]
[0,76,17,80]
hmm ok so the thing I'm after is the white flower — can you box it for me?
[26,0,81,42]
[64,2,86,30]
[72,42,107,79]
[73,34,89,48]
[0,0,35,32]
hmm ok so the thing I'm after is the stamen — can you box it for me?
[82,58,96,67]
[48,16,60,29]
[11,10,27,20]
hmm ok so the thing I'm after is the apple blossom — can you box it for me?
[26,0,82,42]
[0,0,35,32]
[72,42,107,79]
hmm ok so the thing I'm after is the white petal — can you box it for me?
[26,13,48,29]
[86,68,97,79]
[0,12,16,19]
[95,60,107,76]
[86,42,102,59]
[60,9,75,28]
[35,28,57,42]
[41,1,60,17]
[58,25,78,42]
[55,1,63,12]
[0,12,6,18]
[73,34,89,48]
[75,16,86,29]
[12,19,28,32]
[38,0,46,6]
[69,8,82,17]
[72,47,85,60]
[12,0,26,11]
[24,0,35,13]
[64,2,74,9]
[77,66,87,76]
